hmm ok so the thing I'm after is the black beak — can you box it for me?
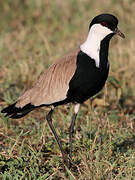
[114,28,125,38]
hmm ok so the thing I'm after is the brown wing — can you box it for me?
[16,48,80,108]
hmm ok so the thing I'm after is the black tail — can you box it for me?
[1,103,36,119]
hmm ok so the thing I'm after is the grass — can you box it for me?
[0,0,135,179]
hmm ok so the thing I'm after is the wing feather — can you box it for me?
[16,48,80,108]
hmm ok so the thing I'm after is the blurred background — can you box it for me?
[0,0,135,179]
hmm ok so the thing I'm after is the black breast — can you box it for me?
[67,51,109,103]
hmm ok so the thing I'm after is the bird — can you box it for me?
[1,13,125,167]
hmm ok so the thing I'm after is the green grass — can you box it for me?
[0,0,135,179]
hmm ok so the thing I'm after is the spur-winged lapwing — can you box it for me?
[1,14,125,167]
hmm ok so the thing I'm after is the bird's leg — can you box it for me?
[69,113,77,166]
[46,107,67,165]
[69,104,80,168]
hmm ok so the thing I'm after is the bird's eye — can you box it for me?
[100,22,108,27]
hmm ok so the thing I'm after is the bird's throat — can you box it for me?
[80,34,101,67]
[80,24,113,68]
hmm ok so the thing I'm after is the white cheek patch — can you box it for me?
[80,24,113,67]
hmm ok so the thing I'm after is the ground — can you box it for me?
[0,0,135,179]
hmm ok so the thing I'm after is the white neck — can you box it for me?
[80,24,112,67]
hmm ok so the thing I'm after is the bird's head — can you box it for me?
[89,14,125,39]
